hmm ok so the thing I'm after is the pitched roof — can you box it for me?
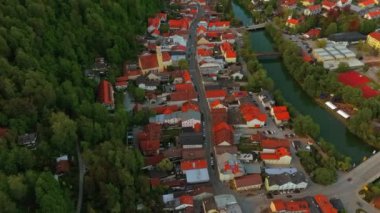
[197,48,213,57]
[359,0,376,6]
[260,148,291,160]
[314,194,338,213]
[369,31,380,41]
[366,10,380,18]
[169,19,189,29]
[179,195,194,206]
[261,139,290,149]
[322,0,336,8]
[275,112,291,121]
[183,70,191,82]
[98,80,113,105]
[175,83,194,91]
[170,88,197,102]
[181,160,208,170]
[305,28,321,38]
[210,99,224,108]
[234,174,262,188]
[282,0,297,6]
[145,154,164,166]
[287,18,299,25]
[182,101,200,112]
[240,103,267,122]
[139,54,158,70]
[206,89,227,99]
[307,4,321,11]
[211,108,228,124]
[272,199,310,212]
[154,105,179,114]
[213,122,233,146]
[208,21,230,29]
[182,148,206,160]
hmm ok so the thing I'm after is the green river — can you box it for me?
[231,1,373,163]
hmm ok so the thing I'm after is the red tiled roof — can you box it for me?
[214,145,238,154]
[138,123,161,141]
[275,112,291,121]
[181,159,208,170]
[162,52,171,62]
[175,83,194,91]
[98,80,113,105]
[182,101,199,112]
[182,148,206,160]
[169,19,189,30]
[154,105,179,114]
[115,81,128,87]
[369,31,380,42]
[125,69,142,77]
[287,18,299,25]
[211,108,228,124]
[213,122,233,132]
[366,10,380,18]
[322,0,336,8]
[232,91,248,98]
[261,139,290,149]
[374,196,380,209]
[206,31,221,38]
[116,76,129,82]
[260,147,290,160]
[250,133,267,142]
[314,194,338,213]
[163,147,182,158]
[306,28,321,38]
[221,32,236,40]
[139,54,158,70]
[206,89,227,99]
[170,89,197,102]
[303,51,313,63]
[359,0,376,6]
[172,45,187,52]
[240,103,267,122]
[338,71,370,87]
[273,106,287,113]
[152,29,160,36]
[197,48,213,57]
[213,122,233,146]
[308,4,321,11]
[208,21,230,28]
[148,17,160,28]
[272,199,310,212]
[183,70,191,82]
[210,99,224,108]
[179,195,194,205]
[226,50,237,58]
[234,174,262,188]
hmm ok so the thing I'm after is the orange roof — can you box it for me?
[139,54,158,70]
[154,105,179,114]
[206,89,227,98]
[197,25,207,34]
[273,106,287,113]
[359,0,376,6]
[221,32,235,40]
[213,122,233,132]
[226,50,237,58]
[182,101,199,112]
[210,99,223,108]
[98,80,113,105]
[183,70,191,82]
[314,194,338,213]
[170,89,197,102]
[261,139,290,149]
[273,199,310,212]
[206,31,221,38]
[367,10,380,18]
[220,42,234,52]
[260,148,290,160]
[197,48,213,57]
[180,160,208,170]
[179,195,194,205]
[169,19,189,29]
[240,103,267,122]
[275,111,290,121]
[287,18,299,25]
[175,83,194,91]
[369,32,380,42]
[234,174,262,188]
[208,21,230,28]
[322,0,336,8]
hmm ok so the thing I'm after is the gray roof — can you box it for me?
[267,171,307,186]
[179,132,203,145]
[136,76,160,86]
[330,198,345,211]
[265,167,298,175]
[179,110,201,121]
[244,163,262,174]
[328,32,366,42]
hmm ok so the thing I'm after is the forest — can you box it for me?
[0,0,165,212]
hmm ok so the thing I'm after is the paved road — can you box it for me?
[187,4,258,213]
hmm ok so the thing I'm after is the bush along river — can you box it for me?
[231,1,373,163]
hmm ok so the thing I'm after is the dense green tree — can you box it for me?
[293,115,320,138]
[313,167,337,185]
[324,23,337,36]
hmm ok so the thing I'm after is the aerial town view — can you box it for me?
[1,0,380,212]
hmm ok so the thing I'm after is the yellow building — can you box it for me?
[301,0,315,6]
[367,32,380,50]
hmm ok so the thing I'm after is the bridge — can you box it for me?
[254,51,281,59]
[246,22,267,31]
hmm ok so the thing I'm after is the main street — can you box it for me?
[187,4,261,212]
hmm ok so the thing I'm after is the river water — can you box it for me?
[231,1,373,163]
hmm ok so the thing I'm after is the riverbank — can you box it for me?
[231,0,373,163]
[264,23,380,149]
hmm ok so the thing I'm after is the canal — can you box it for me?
[231,1,372,163]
